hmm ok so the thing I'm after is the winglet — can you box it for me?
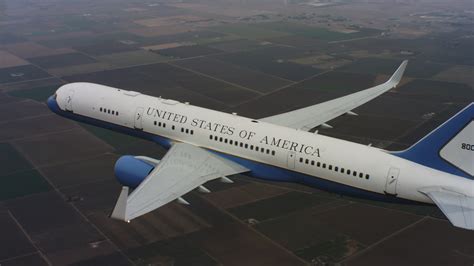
[111,186,129,222]
[386,60,408,88]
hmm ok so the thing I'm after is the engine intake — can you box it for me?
[114,155,156,188]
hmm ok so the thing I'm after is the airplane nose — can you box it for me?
[47,84,67,113]
[47,92,60,113]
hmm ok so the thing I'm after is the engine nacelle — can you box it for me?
[114,155,156,188]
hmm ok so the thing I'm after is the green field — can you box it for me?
[0,170,51,201]
[0,143,50,200]
[256,22,381,41]
[80,124,139,150]
[8,85,58,102]
[0,143,33,175]
[208,23,290,40]
[97,50,171,67]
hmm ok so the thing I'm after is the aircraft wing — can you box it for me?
[419,187,474,230]
[260,60,408,131]
[111,143,249,222]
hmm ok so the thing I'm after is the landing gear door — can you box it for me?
[287,151,296,169]
[385,167,399,196]
[134,107,144,130]
[65,89,74,111]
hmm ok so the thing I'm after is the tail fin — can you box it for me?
[393,103,473,179]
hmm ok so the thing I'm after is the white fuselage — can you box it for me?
[53,83,474,204]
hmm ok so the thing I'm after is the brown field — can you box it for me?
[0,50,29,68]
[47,62,112,77]
[127,25,192,37]
[14,128,113,167]
[134,15,209,27]
[433,65,474,88]
[2,42,75,58]
[203,181,290,209]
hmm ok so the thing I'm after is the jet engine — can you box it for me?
[114,155,160,188]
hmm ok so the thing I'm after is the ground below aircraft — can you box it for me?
[47,61,474,230]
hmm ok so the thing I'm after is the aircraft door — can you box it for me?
[134,107,144,130]
[65,89,74,111]
[385,167,399,196]
[287,151,296,169]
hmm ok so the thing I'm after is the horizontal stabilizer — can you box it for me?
[419,187,474,230]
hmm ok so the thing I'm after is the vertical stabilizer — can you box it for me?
[393,103,473,179]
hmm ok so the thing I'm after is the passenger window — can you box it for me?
[353,171,357,177]
[359,173,363,178]
[299,158,303,163]
[365,174,370,180]
[271,151,275,156]
[190,130,194,135]
[107,109,110,114]
[116,112,119,116]
[322,163,326,168]
[311,160,314,166]
[171,125,174,130]
[341,168,345,173]
[240,142,243,147]
[154,121,157,125]
[229,140,233,145]
[181,128,184,133]
[100,107,102,112]
[186,129,189,134]
[250,145,254,150]
[328,165,332,170]
[219,137,223,142]
[209,135,213,140]
[112,110,115,115]
[255,147,259,151]
[305,159,309,164]
[346,169,351,175]
[163,123,166,128]
[317,162,321,167]
[335,166,339,171]
[245,144,248,149]
[266,149,270,154]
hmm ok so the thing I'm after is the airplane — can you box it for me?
[47,60,474,230]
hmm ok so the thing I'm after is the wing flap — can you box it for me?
[261,60,408,130]
[112,143,248,221]
[419,187,474,230]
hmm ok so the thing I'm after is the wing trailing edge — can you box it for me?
[260,60,409,131]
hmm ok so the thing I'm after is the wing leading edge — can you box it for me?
[261,60,408,131]
[111,143,249,222]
